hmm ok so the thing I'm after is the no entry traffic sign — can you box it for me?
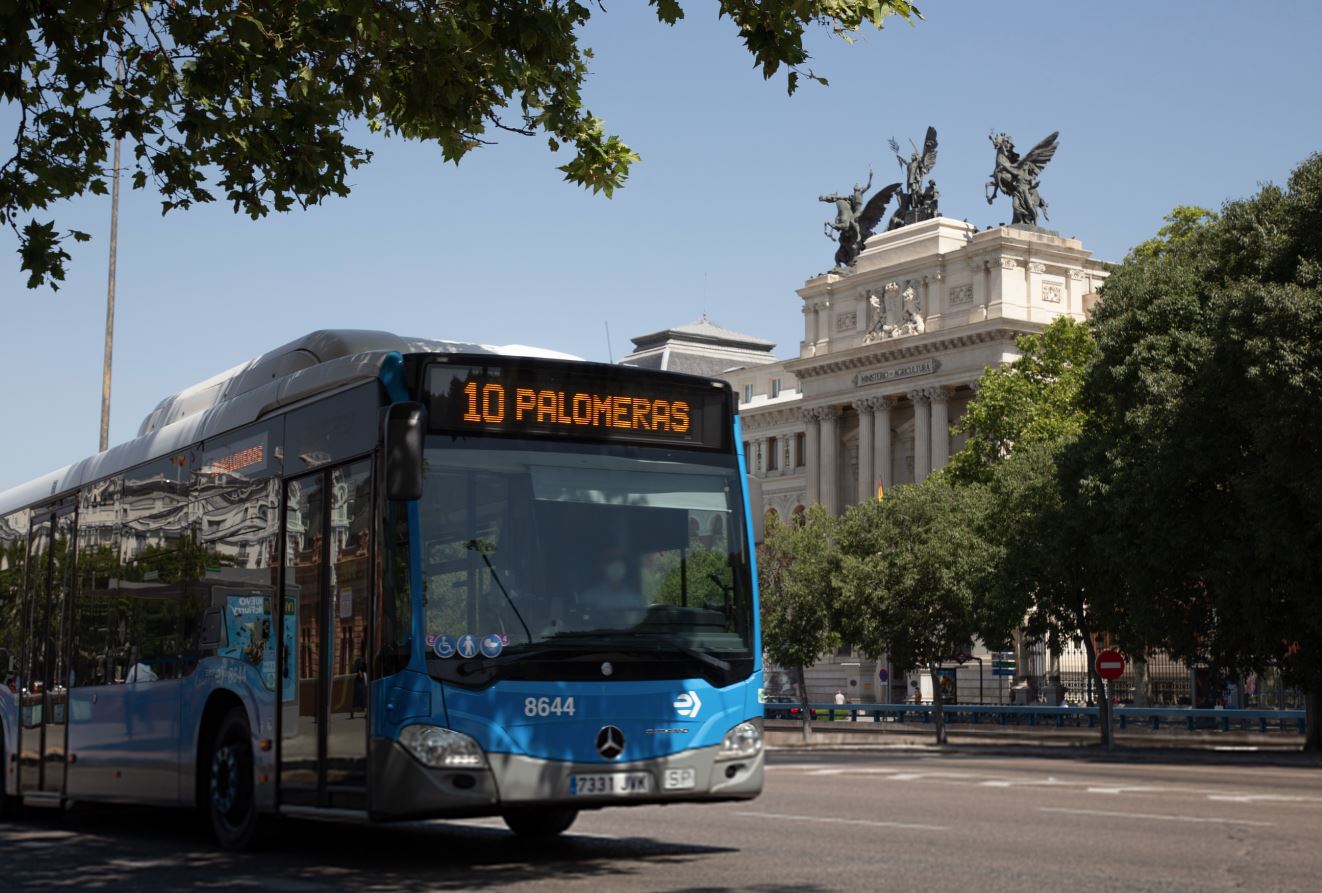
[1096,649,1126,681]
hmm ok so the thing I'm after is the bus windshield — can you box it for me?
[414,439,754,687]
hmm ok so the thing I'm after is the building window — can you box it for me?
[766,437,778,471]
[794,432,806,467]
[770,378,782,399]
[743,384,753,404]
[742,441,749,462]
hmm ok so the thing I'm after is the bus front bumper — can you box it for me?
[368,737,764,820]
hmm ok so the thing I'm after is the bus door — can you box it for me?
[279,460,372,810]
[19,505,75,797]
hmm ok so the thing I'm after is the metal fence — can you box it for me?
[765,703,1308,735]
[768,649,1307,712]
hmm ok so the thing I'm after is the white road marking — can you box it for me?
[1086,786,1163,795]
[1208,794,1322,804]
[735,811,948,832]
[1039,807,1275,827]
[979,777,1066,788]
[769,764,1322,810]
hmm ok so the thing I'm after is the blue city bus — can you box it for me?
[0,330,763,847]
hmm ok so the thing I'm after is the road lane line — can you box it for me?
[735,811,948,832]
[1208,794,1322,804]
[1038,807,1275,827]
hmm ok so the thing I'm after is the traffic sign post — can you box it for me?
[1096,649,1125,681]
[1094,650,1125,749]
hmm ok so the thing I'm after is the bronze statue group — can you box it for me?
[820,127,1060,272]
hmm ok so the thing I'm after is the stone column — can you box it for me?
[930,387,952,472]
[874,396,895,496]
[819,406,841,516]
[853,398,875,503]
[909,389,931,482]
[801,408,822,506]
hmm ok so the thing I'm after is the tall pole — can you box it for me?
[100,56,123,453]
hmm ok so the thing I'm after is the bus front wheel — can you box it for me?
[208,707,258,849]
[502,806,578,838]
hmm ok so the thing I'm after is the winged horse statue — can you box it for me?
[986,131,1059,225]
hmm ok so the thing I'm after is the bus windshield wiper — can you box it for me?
[466,539,532,644]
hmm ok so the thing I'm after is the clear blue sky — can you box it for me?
[2,1,1321,491]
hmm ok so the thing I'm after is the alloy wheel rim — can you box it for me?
[211,744,240,823]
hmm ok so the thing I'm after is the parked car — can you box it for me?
[763,694,817,720]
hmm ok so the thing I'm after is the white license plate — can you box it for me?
[569,772,653,796]
[663,767,697,790]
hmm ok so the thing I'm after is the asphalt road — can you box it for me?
[4,749,1322,892]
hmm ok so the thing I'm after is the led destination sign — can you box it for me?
[426,362,729,449]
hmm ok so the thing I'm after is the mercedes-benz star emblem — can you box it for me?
[595,725,625,760]
[600,661,614,677]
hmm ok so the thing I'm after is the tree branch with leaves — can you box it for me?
[2,1,921,289]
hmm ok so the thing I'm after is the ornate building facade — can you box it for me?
[725,217,1106,522]
[625,216,1110,704]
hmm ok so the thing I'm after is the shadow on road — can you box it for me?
[1,805,748,892]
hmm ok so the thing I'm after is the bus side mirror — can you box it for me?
[385,402,426,502]
[746,474,765,545]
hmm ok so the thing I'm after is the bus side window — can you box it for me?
[117,456,193,683]
[73,477,121,687]
[0,507,29,689]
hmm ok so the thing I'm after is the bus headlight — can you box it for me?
[717,720,763,760]
[398,725,489,769]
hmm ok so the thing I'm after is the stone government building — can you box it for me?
[622,216,1109,704]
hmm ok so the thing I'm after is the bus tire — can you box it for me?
[502,806,578,838]
[207,706,258,850]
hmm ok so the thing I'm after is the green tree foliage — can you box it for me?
[651,546,733,609]
[946,317,1096,485]
[1128,205,1217,263]
[2,1,921,289]
[835,480,992,744]
[1077,153,1322,750]
[944,315,1129,742]
[758,505,841,742]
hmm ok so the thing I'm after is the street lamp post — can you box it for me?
[99,56,123,453]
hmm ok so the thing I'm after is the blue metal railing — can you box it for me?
[764,703,1307,734]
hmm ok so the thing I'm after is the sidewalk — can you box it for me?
[764,719,1315,759]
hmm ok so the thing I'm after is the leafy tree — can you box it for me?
[1077,154,1322,750]
[944,316,1133,744]
[1128,205,1217,263]
[2,1,921,289]
[758,505,841,743]
[651,545,733,609]
[979,441,1130,745]
[835,480,992,745]
[946,317,1096,486]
